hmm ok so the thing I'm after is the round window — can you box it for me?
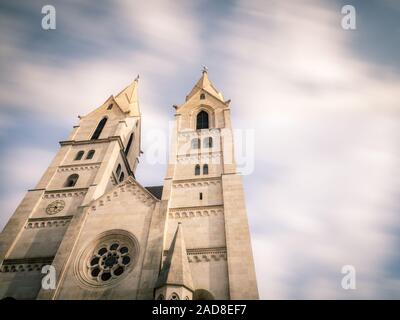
[75,230,139,288]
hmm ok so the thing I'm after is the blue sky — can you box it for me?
[0,0,400,299]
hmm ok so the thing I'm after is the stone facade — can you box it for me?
[0,71,258,300]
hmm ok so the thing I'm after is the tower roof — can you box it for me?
[114,76,140,116]
[186,68,224,102]
[155,223,194,291]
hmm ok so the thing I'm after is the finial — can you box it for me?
[135,74,140,81]
[202,66,208,74]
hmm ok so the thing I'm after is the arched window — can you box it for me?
[196,111,209,130]
[107,103,113,110]
[91,117,107,140]
[125,133,134,156]
[74,151,84,160]
[65,174,79,187]
[119,172,125,182]
[204,137,212,148]
[200,93,205,100]
[157,294,165,300]
[191,138,200,149]
[203,164,209,175]
[116,164,122,177]
[195,164,200,176]
[86,150,95,160]
[169,292,180,300]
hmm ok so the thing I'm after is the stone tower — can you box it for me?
[159,69,259,300]
[0,72,258,300]
[0,79,143,299]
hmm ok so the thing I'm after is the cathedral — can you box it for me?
[0,70,259,300]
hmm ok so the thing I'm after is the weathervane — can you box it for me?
[202,65,208,74]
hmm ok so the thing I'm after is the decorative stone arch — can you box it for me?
[64,174,79,187]
[193,289,215,300]
[74,229,140,289]
[190,105,215,130]
[75,150,85,160]
[169,292,180,300]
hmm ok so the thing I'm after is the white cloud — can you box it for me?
[119,0,202,60]
[0,147,54,231]
[218,0,400,298]
[0,0,201,121]
[0,113,15,137]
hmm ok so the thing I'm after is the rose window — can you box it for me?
[75,230,139,288]
[88,242,131,282]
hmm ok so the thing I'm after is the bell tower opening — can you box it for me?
[91,117,108,140]
[196,110,209,130]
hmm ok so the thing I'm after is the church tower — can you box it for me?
[160,69,259,300]
[0,78,143,299]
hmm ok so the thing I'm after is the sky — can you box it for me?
[0,0,400,299]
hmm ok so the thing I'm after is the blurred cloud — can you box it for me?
[0,0,399,299]
[215,0,400,299]
[0,147,53,230]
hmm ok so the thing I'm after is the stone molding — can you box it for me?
[42,189,87,199]
[25,216,73,229]
[177,129,220,139]
[172,177,221,188]
[0,256,54,273]
[163,247,227,263]
[176,152,221,164]
[57,163,101,172]
[90,180,156,211]
[168,205,223,219]
[110,174,118,186]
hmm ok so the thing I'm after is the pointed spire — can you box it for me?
[186,68,224,102]
[155,223,194,291]
[114,76,140,116]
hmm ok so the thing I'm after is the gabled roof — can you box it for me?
[186,70,224,102]
[82,77,141,118]
[155,223,194,291]
[88,176,160,211]
[114,76,140,116]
